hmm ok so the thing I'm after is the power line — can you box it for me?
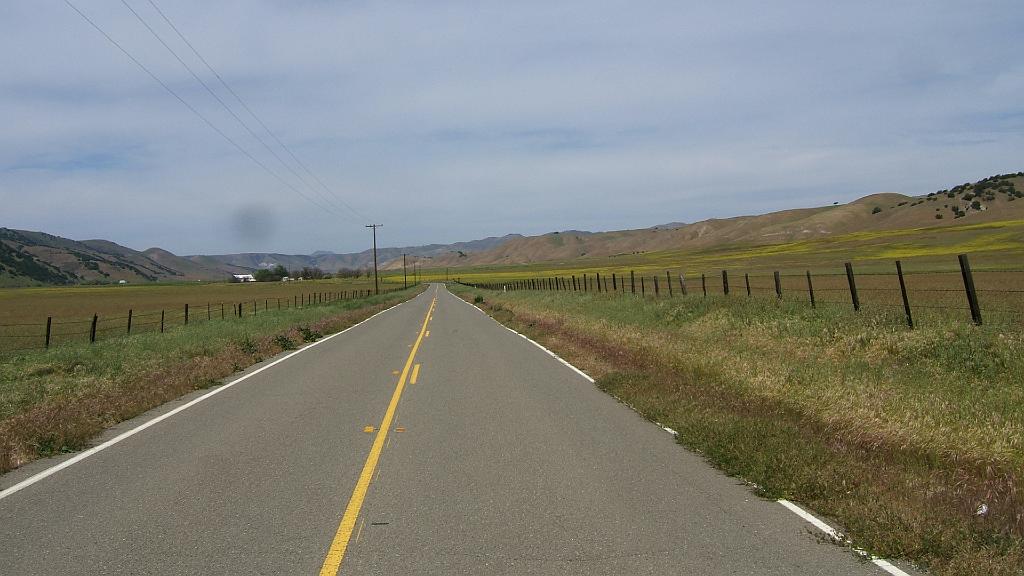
[116,0,357,222]
[62,0,341,217]
[143,0,368,222]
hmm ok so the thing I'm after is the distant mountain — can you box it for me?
[0,229,521,286]
[193,234,523,273]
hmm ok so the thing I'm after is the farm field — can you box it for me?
[0,274,412,351]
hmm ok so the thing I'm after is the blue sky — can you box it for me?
[1,1,1022,254]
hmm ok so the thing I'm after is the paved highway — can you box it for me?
[1,284,910,575]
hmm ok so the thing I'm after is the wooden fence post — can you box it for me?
[774,271,782,299]
[806,271,816,308]
[127,309,133,334]
[45,316,52,349]
[221,303,225,319]
[701,273,707,297]
[722,270,730,295]
[745,273,751,296]
[207,303,211,320]
[90,314,97,343]
[641,276,646,296]
[958,254,982,325]
[679,273,687,295]
[896,260,913,328]
[184,303,189,325]
[666,271,673,297]
[596,273,602,292]
[631,271,636,294]
[653,275,660,296]
[845,262,860,311]
[160,310,165,333]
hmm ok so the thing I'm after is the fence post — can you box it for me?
[207,303,211,320]
[745,273,751,296]
[653,275,660,296]
[806,271,816,308]
[845,262,860,311]
[896,260,913,328]
[572,275,578,291]
[722,270,730,295]
[278,298,281,310]
[90,314,97,343]
[160,310,165,333]
[596,273,602,292]
[221,303,225,319]
[958,254,982,325]
[185,303,189,325]
[774,271,782,299]
[666,271,673,297]
[679,273,687,295]
[127,309,133,334]
[631,271,636,294]
[701,273,707,297]
[45,316,52,349]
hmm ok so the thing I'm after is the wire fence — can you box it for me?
[0,285,416,353]
[457,254,1024,328]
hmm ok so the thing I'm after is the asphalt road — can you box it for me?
[1,284,910,575]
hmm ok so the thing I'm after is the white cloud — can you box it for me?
[0,0,1021,253]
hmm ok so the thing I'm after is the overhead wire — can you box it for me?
[143,0,368,222]
[120,0,360,222]
[61,0,343,218]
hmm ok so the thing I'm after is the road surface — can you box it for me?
[0,284,910,575]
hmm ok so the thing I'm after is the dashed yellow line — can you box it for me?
[411,363,421,384]
[318,292,437,575]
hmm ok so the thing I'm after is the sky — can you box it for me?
[1,1,1022,255]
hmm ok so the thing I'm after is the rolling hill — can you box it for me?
[425,173,1024,268]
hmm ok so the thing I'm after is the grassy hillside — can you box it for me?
[0,228,240,287]
[432,172,1024,270]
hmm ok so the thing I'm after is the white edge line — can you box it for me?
[0,294,420,502]
[779,500,912,576]
[454,287,910,576]
[446,291,593,381]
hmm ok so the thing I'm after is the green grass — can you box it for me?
[452,284,1024,576]
[0,286,423,472]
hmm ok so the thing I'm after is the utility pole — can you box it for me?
[403,253,408,289]
[366,224,383,295]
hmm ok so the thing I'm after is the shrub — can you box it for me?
[297,326,322,342]
[474,295,485,304]
[935,214,943,219]
[871,206,882,214]
[272,334,295,350]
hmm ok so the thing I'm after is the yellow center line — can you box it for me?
[319,290,437,575]
[410,363,421,385]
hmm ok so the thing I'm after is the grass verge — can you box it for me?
[450,284,1023,576]
[0,286,424,474]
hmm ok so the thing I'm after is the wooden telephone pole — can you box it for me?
[366,224,383,295]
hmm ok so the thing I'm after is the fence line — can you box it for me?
[457,254,1024,329]
[0,284,417,353]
